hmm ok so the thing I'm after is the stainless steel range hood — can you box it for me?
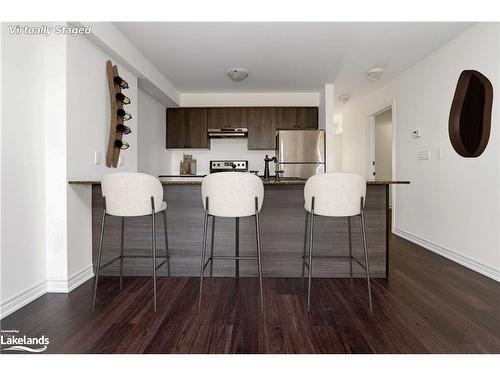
[208,128,248,138]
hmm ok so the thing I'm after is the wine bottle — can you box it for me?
[114,140,130,150]
[115,92,131,105]
[113,76,129,89]
[117,108,132,121]
[116,124,131,134]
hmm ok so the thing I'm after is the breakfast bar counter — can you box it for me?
[69,179,409,279]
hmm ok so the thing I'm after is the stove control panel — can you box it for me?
[210,160,248,173]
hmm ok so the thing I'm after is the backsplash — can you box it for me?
[169,138,276,175]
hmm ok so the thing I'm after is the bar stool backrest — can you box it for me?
[304,172,366,217]
[201,172,264,217]
[101,172,163,217]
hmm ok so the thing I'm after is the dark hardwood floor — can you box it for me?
[2,234,500,354]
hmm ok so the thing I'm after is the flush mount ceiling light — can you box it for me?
[338,94,351,103]
[227,68,249,82]
[366,67,384,81]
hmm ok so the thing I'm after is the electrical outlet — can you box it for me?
[94,151,102,165]
[435,149,442,160]
[417,150,430,160]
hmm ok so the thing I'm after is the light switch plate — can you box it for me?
[94,151,102,165]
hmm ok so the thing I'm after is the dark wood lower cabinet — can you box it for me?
[91,184,387,278]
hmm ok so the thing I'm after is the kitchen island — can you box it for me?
[69,178,409,279]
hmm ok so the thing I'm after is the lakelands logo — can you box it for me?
[8,24,92,37]
[1,329,49,353]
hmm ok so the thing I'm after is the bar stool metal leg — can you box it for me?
[255,197,264,312]
[198,197,209,311]
[235,217,240,278]
[307,197,315,311]
[151,197,157,312]
[92,207,107,311]
[360,198,373,313]
[302,211,309,288]
[162,210,171,277]
[119,217,125,291]
[209,216,215,277]
[348,216,353,288]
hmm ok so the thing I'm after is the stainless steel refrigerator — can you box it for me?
[276,130,325,179]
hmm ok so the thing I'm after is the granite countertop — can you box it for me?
[68,176,410,185]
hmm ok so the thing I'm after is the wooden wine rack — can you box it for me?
[105,60,127,168]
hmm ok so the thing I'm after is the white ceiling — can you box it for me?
[114,22,473,98]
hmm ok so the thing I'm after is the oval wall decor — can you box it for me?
[449,70,493,158]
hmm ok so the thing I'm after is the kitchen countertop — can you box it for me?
[68,177,410,185]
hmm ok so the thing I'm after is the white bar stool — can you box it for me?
[198,172,265,311]
[303,172,373,312]
[92,172,171,312]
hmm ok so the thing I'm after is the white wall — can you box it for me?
[44,30,69,287]
[180,92,319,107]
[374,109,392,180]
[137,89,170,177]
[64,34,139,283]
[341,81,397,177]
[321,84,335,172]
[1,24,48,317]
[77,22,180,107]
[1,22,180,317]
[340,23,500,280]
[66,35,138,180]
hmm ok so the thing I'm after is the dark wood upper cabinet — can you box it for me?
[449,70,493,158]
[186,108,209,148]
[208,108,227,129]
[168,106,318,149]
[296,107,318,129]
[227,107,247,128]
[166,108,188,148]
[166,108,209,149]
[276,107,297,129]
[277,107,318,129]
[208,107,247,128]
[247,107,277,150]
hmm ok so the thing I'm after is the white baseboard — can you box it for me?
[47,265,94,293]
[0,281,47,319]
[393,227,500,282]
[68,265,94,292]
[0,266,94,319]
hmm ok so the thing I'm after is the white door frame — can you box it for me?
[368,98,396,230]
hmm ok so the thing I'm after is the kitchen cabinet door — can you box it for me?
[296,107,318,129]
[186,108,209,148]
[226,107,247,128]
[208,108,227,129]
[276,107,297,129]
[247,107,276,150]
[166,108,188,148]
